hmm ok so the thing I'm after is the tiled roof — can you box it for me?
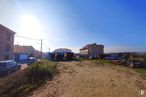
[80,43,96,50]
[80,44,92,50]
[14,45,35,53]
[80,43,104,50]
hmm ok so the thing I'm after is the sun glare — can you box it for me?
[20,14,42,38]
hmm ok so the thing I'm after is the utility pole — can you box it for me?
[17,41,19,53]
[48,48,50,53]
[40,39,42,58]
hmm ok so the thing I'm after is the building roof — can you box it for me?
[14,45,45,58]
[80,43,103,50]
[80,44,93,50]
[55,48,71,51]
[14,45,35,53]
[0,24,16,34]
[54,48,72,53]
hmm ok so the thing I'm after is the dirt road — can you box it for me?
[20,64,28,70]
[29,61,146,97]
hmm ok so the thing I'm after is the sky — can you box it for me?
[0,0,146,53]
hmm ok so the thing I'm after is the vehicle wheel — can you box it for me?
[129,62,134,68]
[125,61,129,66]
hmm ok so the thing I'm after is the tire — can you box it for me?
[129,62,134,68]
[125,61,129,66]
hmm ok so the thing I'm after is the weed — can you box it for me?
[0,60,57,97]
[135,68,146,75]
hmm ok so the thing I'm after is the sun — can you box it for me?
[20,14,42,38]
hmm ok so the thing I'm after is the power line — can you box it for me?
[15,34,44,58]
[15,34,49,53]
[15,35,41,41]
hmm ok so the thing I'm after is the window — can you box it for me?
[5,55,9,60]
[5,45,10,52]
[6,33,11,41]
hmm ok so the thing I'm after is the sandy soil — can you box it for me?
[28,61,146,97]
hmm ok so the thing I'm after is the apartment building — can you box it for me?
[0,24,15,61]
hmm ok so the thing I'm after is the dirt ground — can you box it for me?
[28,61,146,97]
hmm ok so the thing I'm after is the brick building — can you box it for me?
[14,45,42,58]
[0,24,15,61]
[80,43,104,56]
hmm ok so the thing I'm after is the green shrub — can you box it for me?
[73,57,84,61]
[27,60,57,83]
[0,60,57,97]
[135,68,146,75]
[96,59,112,65]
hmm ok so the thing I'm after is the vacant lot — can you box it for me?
[29,61,146,97]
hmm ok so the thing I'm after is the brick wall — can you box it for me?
[0,26,15,61]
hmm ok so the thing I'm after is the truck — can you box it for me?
[55,52,64,61]
[64,52,74,60]
[48,52,74,61]
[48,53,55,61]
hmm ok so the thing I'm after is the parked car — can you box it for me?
[89,55,98,59]
[27,57,37,65]
[0,60,20,77]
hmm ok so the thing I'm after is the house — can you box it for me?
[80,43,104,56]
[14,45,35,55]
[14,45,42,58]
[0,24,15,61]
